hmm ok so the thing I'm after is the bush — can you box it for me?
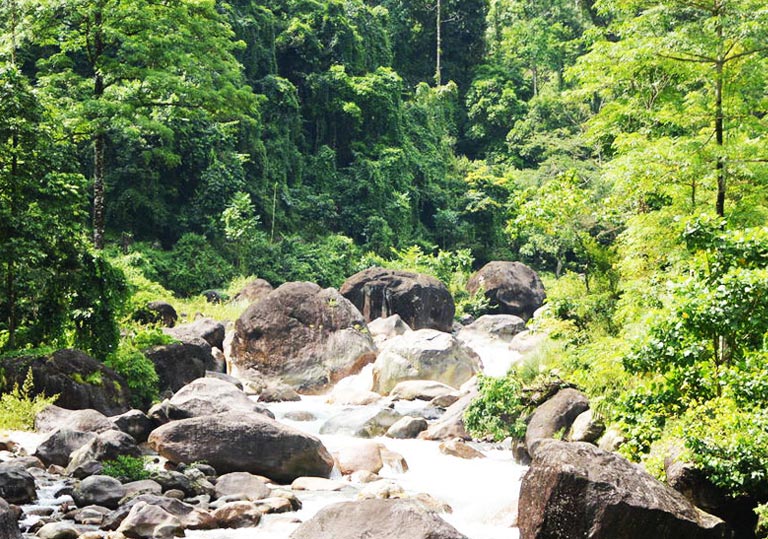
[101,455,151,482]
[105,342,159,409]
[757,503,768,539]
[464,373,528,441]
[0,368,58,430]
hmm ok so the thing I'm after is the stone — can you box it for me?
[0,464,36,504]
[367,315,412,346]
[148,411,334,483]
[525,388,590,455]
[439,439,486,460]
[66,430,140,477]
[0,497,22,539]
[290,477,348,491]
[379,448,409,473]
[163,318,225,351]
[334,442,384,475]
[116,502,183,539]
[104,494,215,533]
[211,501,262,528]
[121,480,162,500]
[73,475,125,509]
[456,314,527,376]
[467,261,546,321]
[35,407,115,435]
[35,522,79,539]
[459,314,527,340]
[518,440,729,539]
[204,371,242,390]
[144,341,214,395]
[257,383,301,403]
[151,471,196,498]
[71,505,112,526]
[389,380,457,401]
[214,473,270,501]
[140,301,178,327]
[567,409,605,444]
[598,428,626,452]
[289,499,468,539]
[110,410,153,444]
[340,268,455,332]
[419,389,477,441]
[2,350,131,415]
[165,377,273,419]
[232,279,274,304]
[34,429,97,468]
[386,416,428,439]
[230,282,377,393]
[320,407,402,438]
[430,394,460,408]
[372,330,481,395]
[284,411,317,422]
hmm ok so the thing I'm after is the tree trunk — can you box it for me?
[92,7,106,249]
[435,0,442,85]
[714,9,725,218]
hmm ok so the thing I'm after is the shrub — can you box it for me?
[464,373,528,441]
[0,368,58,430]
[105,343,159,409]
[101,455,151,482]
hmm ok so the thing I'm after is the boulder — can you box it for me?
[459,314,527,340]
[35,407,114,434]
[1,350,131,415]
[232,279,273,304]
[419,389,477,441]
[334,442,384,475]
[467,261,546,321]
[204,371,242,390]
[73,475,125,509]
[104,493,215,532]
[166,377,272,418]
[35,521,80,539]
[525,388,590,455]
[143,301,178,327]
[289,499,468,539]
[372,330,481,395]
[163,318,225,352]
[66,430,141,477]
[291,477,348,491]
[367,315,412,346]
[386,416,428,439]
[230,282,377,393]
[148,411,334,483]
[439,439,485,460]
[144,341,214,394]
[320,407,402,438]
[34,429,97,467]
[116,501,183,539]
[0,497,22,539]
[110,410,153,444]
[122,480,163,500]
[567,409,605,444]
[0,465,35,504]
[340,268,455,332]
[257,383,301,403]
[211,501,262,528]
[456,314,527,377]
[389,380,457,401]
[214,472,270,501]
[518,440,730,539]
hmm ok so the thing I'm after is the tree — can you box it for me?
[30,0,254,248]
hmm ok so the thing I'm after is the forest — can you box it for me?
[1,0,767,535]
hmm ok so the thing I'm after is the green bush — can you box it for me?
[101,455,151,482]
[105,343,159,409]
[464,373,528,441]
[0,369,58,430]
[757,503,768,539]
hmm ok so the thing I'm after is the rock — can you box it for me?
[334,442,384,475]
[214,473,270,501]
[357,480,406,500]
[230,282,377,393]
[290,499,468,539]
[389,380,457,401]
[350,470,380,484]
[456,314,527,377]
[148,411,334,483]
[232,279,274,304]
[35,521,79,539]
[2,350,131,415]
[340,268,455,332]
[386,417,428,439]
[66,430,140,477]
[0,464,36,504]
[122,480,162,500]
[0,497,22,539]
[459,314,527,340]
[598,428,626,452]
[320,407,402,438]
[116,501,183,539]
[163,318,225,352]
[34,429,97,468]
[74,475,125,509]
[525,388,590,455]
[430,394,460,408]
[151,472,196,498]
[142,301,178,327]
[35,407,115,434]
[110,410,153,444]
[104,494,215,533]
[326,387,382,406]
[419,389,476,441]
[291,477,348,491]
[439,439,486,459]
[144,341,214,395]
[467,261,546,321]
[518,440,730,539]
[258,383,301,403]
[284,411,317,422]
[367,315,412,346]
[70,504,112,525]
[204,371,242,390]
[165,377,272,419]
[567,409,605,444]
[372,330,481,395]
[379,447,409,473]
[211,501,262,528]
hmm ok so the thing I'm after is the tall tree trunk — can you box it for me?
[435,0,442,85]
[714,6,725,218]
[92,7,106,249]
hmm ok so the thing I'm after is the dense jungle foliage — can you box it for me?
[1,0,767,531]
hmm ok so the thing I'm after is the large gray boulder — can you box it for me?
[66,430,141,477]
[148,411,334,483]
[0,497,22,539]
[320,407,402,439]
[166,377,272,418]
[518,440,730,539]
[73,475,125,509]
[290,499,467,539]
[163,318,225,352]
[525,388,590,455]
[35,407,114,434]
[230,282,377,393]
[0,465,35,504]
[232,278,273,304]
[340,267,455,332]
[144,341,214,395]
[34,428,97,467]
[372,329,481,395]
[467,261,545,321]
